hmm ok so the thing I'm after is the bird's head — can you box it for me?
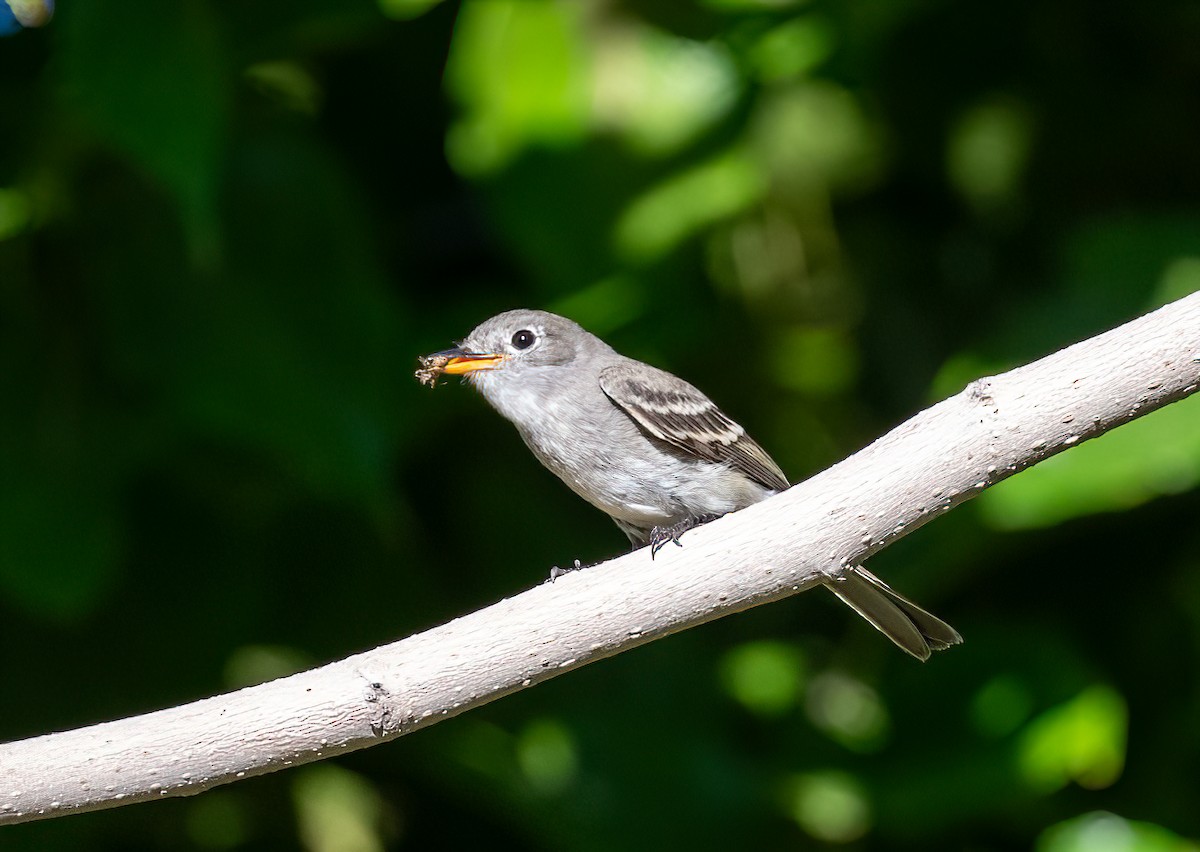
[423,309,596,388]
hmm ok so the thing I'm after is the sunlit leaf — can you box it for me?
[981,393,1200,530]
[613,147,765,262]
[1018,685,1127,792]
[444,0,589,175]
[592,26,738,156]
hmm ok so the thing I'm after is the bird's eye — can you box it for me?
[512,329,536,350]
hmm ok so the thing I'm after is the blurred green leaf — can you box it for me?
[970,674,1035,738]
[719,640,806,717]
[981,393,1200,530]
[223,644,313,688]
[1155,256,1200,304]
[749,16,835,83]
[0,464,122,619]
[547,276,646,336]
[169,134,406,505]
[1055,214,1200,339]
[56,0,228,259]
[0,186,31,239]
[1037,811,1197,852]
[769,324,859,395]
[378,0,444,22]
[292,765,390,852]
[244,61,323,116]
[185,791,251,850]
[1019,685,1127,792]
[947,96,1034,215]
[750,80,884,193]
[516,718,579,795]
[782,771,871,843]
[805,670,890,752]
[703,0,809,10]
[448,720,516,781]
[445,0,589,175]
[592,26,738,156]
[613,146,765,262]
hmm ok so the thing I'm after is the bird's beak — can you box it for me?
[432,347,506,375]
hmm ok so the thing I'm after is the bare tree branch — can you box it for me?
[3,292,1199,826]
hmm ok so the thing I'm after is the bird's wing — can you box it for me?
[599,361,789,492]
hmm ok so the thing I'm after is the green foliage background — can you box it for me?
[3,0,1200,849]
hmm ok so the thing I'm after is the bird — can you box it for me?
[419,309,961,660]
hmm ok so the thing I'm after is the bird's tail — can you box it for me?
[825,566,962,661]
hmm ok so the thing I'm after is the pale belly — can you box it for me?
[522,423,776,527]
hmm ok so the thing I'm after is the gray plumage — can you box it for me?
[433,309,961,660]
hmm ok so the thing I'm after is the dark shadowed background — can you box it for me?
[3,0,1200,849]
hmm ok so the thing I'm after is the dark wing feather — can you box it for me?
[599,362,789,492]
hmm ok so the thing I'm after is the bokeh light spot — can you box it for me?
[719,640,806,717]
[1018,685,1127,792]
[770,325,858,395]
[783,771,871,843]
[805,670,889,751]
[0,187,31,240]
[947,97,1034,214]
[292,765,391,852]
[516,718,579,795]
[614,148,765,262]
[971,674,1035,738]
[1037,810,1195,852]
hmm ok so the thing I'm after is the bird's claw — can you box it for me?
[648,514,725,559]
[546,559,584,583]
[649,522,690,558]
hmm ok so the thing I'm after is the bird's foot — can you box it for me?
[546,559,584,583]
[649,515,722,558]
[649,523,687,557]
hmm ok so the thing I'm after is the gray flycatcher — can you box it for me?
[420,309,960,660]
